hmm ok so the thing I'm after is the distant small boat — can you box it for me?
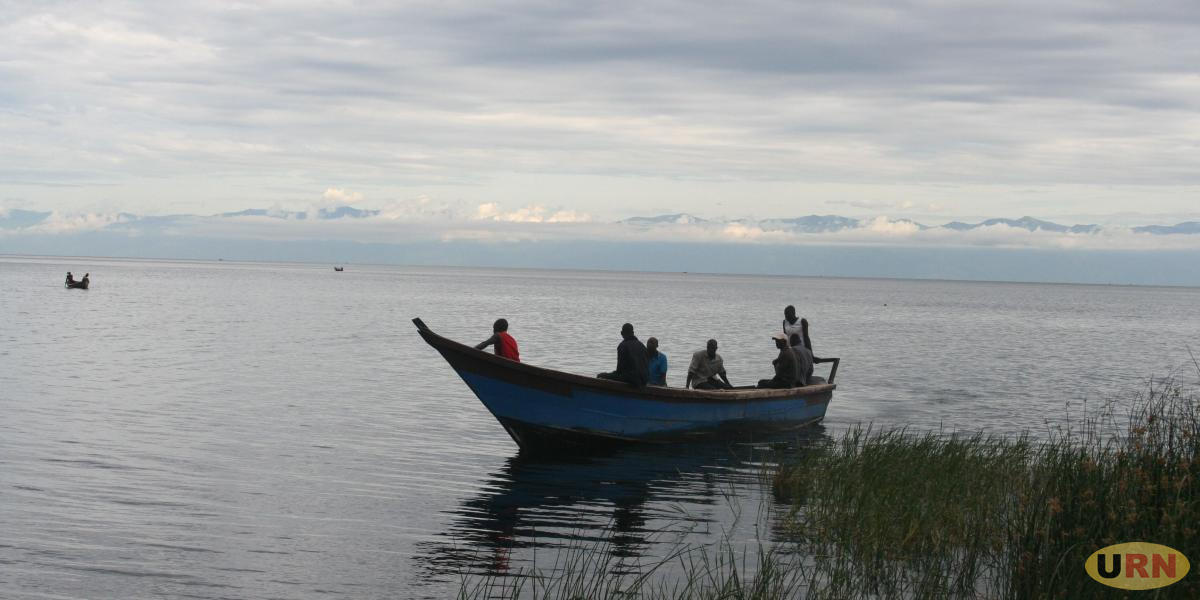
[413,318,839,452]
[334,266,344,272]
[65,280,88,289]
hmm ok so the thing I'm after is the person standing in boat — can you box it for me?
[597,323,649,387]
[782,305,813,385]
[788,333,812,386]
[687,339,733,389]
[65,272,74,285]
[646,337,668,386]
[758,334,799,388]
[81,273,90,287]
[476,318,520,362]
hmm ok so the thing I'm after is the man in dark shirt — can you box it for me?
[758,334,799,389]
[597,323,649,387]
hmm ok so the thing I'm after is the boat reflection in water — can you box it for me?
[413,428,829,586]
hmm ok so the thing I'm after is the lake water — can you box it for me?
[2,256,1198,599]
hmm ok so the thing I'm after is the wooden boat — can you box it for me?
[334,266,344,272]
[414,318,839,452]
[65,280,88,289]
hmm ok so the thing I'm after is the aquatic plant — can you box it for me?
[775,375,1199,598]
[459,373,1199,599]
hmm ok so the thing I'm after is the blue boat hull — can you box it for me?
[459,369,830,449]
[415,319,835,451]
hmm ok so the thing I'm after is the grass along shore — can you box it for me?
[461,376,1199,599]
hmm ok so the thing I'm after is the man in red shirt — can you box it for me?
[475,318,520,362]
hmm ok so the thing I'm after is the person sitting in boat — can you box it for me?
[82,273,90,286]
[687,339,732,389]
[783,305,814,384]
[758,334,799,389]
[65,272,74,285]
[597,323,649,387]
[789,334,811,386]
[646,337,668,386]
[475,318,520,362]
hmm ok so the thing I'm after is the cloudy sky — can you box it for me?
[3,0,1199,230]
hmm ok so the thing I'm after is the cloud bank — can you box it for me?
[4,201,1199,252]
[474,203,592,223]
[3,1,1200,221]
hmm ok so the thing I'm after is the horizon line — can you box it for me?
[5,251,1198,291]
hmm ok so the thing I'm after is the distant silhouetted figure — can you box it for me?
[597,323,649,387]
[688,339,732,389]
[476,318,520,362]
[758,334,799,389]
[82,273,90,287]
[646,337,668,386]
[65,272,74,285]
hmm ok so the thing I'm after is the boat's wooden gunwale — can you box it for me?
[416,320,836,404]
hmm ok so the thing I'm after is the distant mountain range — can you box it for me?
[2,206,1198,235]
[621,213,713,226]
[619,213,1199,235]
[0,209,54,229]
[217,206,381,220]
[941,216,1100,234]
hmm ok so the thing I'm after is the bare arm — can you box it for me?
[475,334,499,350]
[801,318,813,352]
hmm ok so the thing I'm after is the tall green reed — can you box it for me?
[775,375,1198,598]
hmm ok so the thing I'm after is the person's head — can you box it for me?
[620,323,635,339]
[706,338,718,357]
[647,337,659,355]
[789,333,801,347]
[492,318,509,333]
[784,305,796,320]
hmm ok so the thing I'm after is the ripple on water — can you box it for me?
[2,258,1198,598]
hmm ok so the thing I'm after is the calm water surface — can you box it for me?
[2,257,1198,599]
